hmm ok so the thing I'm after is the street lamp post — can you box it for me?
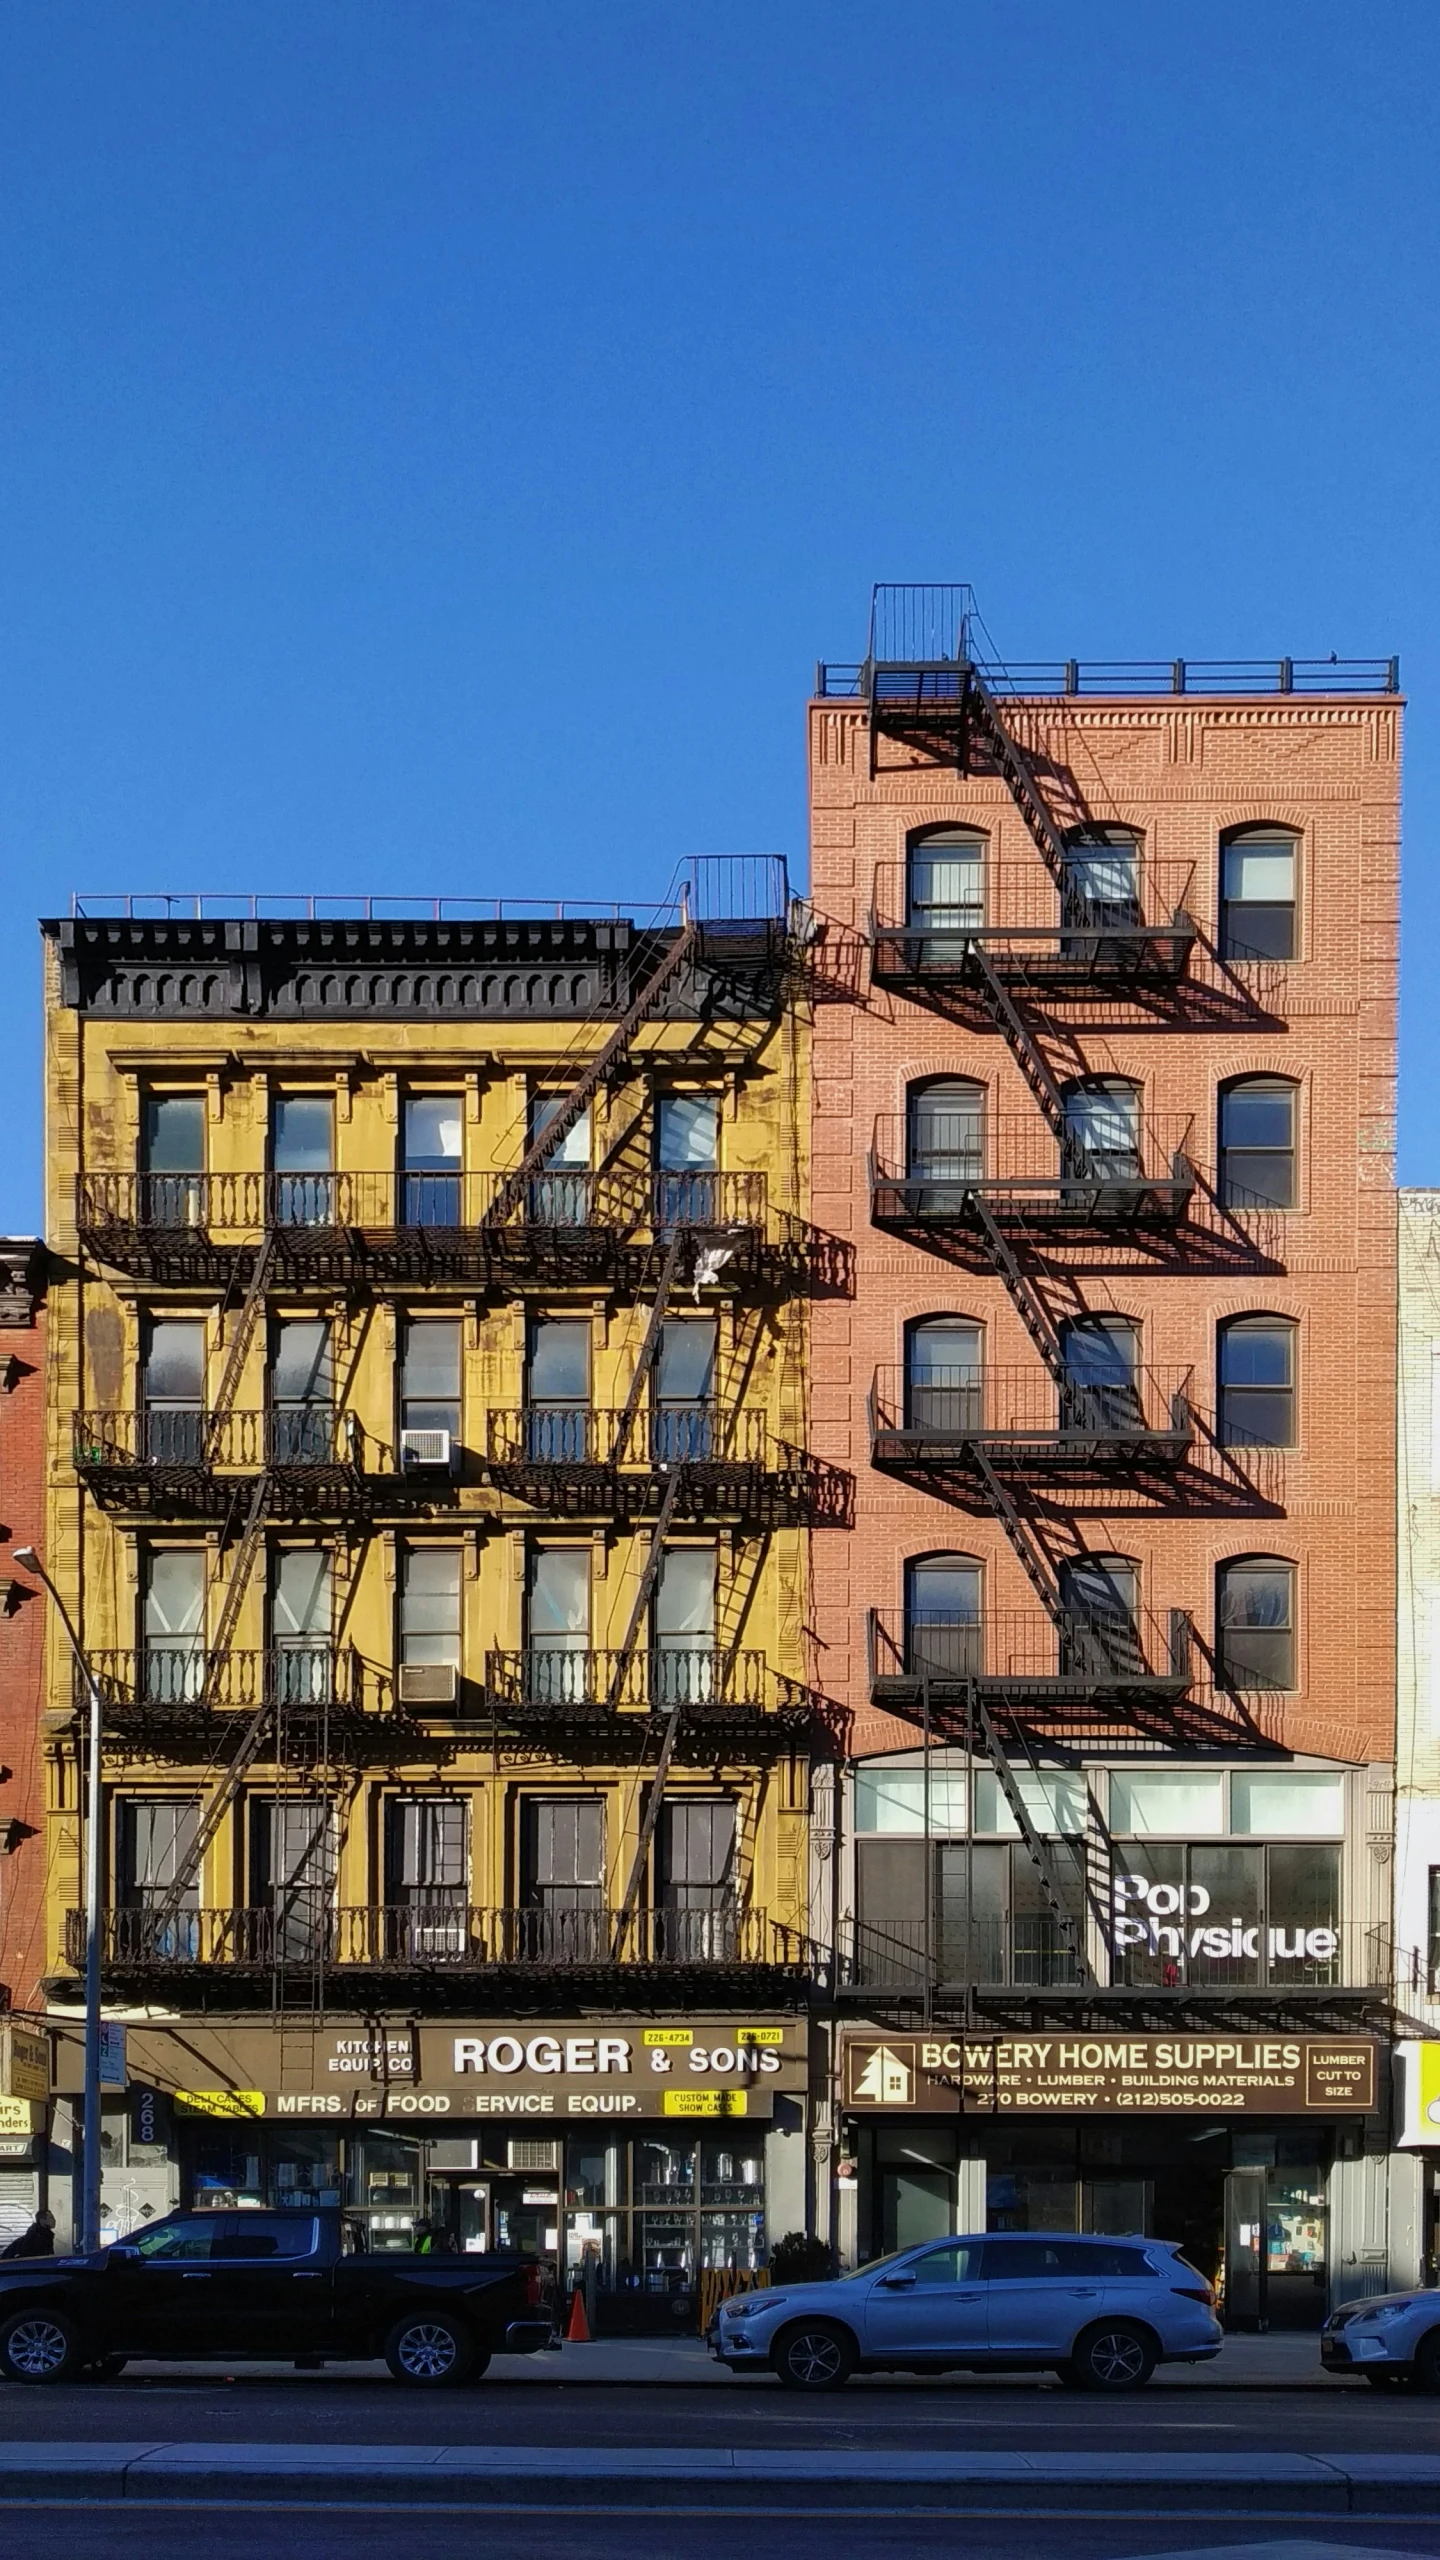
[14,1545,105,2256]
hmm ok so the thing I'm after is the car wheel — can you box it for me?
[771,2321,856,2391]
[0,2311,84,2386]
[382,2313,474,2387]
[85,2355,129,2382]
[1412,2330,1440,2394]
[1069,2320,1157,2392]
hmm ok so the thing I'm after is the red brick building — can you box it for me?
[807,591,1400,2323]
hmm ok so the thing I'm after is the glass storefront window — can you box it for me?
[1110,1770,1226,1835]
[700,2141,765,2206]
[1232,1772,1345,1836]
[567,2137,623,2209]
[854,1765,969,1834]
[635,2139,695,2206]
[270,2131,342,2206]
[974,1769,1087,1837]
[638,2213,695,2295]
[1111,1840,1339,1987]
[700,2210,764,2271]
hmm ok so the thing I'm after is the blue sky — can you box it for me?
[2,2,1437,1223]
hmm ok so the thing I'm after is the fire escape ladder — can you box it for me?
[969,1688,1094,1988]
[607,1466,691,1946]
[483,920,699,1229]
[205,1225,278,1461]
[968,1447,1066,1629]
[612,1229,688,1465]
[966,1195,1066,1387]
[603,1462,688,1714]
[963,667,1071,893]
[147,1682,279,1943]
[966,943,1068,1141]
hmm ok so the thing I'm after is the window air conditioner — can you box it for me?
[399,1427,454,1473]
[398,1664,459,1709]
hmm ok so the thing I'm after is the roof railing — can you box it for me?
[817,657,1400,699]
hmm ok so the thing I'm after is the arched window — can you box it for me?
[905,827,986,951]
[905,1077,985,1206]
[1218,1316,1297,1448]
[1061,826,1141,931]
[1220,826,1297,962]
[904,1553,983,1679]
[1217,1556,1296,1691]
[904,1316,982,1431]
[1062,1077,1142,1180]
[1219,1077,1297,1211]
[1060,1316,1141,1431]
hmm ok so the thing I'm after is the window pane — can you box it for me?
[1220,1321,1293,1387]
[657,1095,718,1171]
[403,1320,462,1401]
[1231,1772,1345,1837]
[854,1766,968,1834]
[1189,1845,1264,1984]
[1221,1087,1294,1149]
[529,1319,590,1402]
[1265,1840,1341,1981]
[656,1318,716,1403]
[529,1549,589,1642]
[273,1550,331,1639]
[145,1550,205,1638]
[656,1547,715,1640]
[273,1097,334,1172]
[145,1320,205,1403]
[531,1096,590,1167]
[272,1321,331,1403]
[143,1096,204,1173]
[1062,1320,1138,1387]
[1109,1842,1185,1985]
[404,1097,462,1168]
[401,1548,462,1664]
[1223,847,1294,902]
[1219,1563,1294,1689]
[1110,1771,1226,1836]
[907,1322,982,1383]
[973,1770,1086,1837]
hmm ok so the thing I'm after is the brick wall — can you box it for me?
[807,692,1399,1770]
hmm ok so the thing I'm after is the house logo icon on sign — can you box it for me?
[847,2041,915,2106]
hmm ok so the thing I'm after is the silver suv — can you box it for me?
[1322,2289,1440,2387]
[710,2233,1222,2391]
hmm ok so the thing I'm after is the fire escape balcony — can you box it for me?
[65,1902,821,1997]
[867,1606,1193,1716]
[868,1364,1194,1492]
[482,1406,844,1527]
[870,1114,1195,1242]
[72,1409,458,1520]
[77,1643,382,1750]
[870,861,1197,998]
[483,1646,819,1757]
[74,1169,782,1293]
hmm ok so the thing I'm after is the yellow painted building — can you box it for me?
[39,874,838,2293]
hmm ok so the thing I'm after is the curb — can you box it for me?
[4,2445,1440,2513]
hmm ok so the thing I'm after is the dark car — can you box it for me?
[0,2206,554,2387]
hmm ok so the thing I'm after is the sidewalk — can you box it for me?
[0,2439,1436,2511]
[499,2329,1338,2386]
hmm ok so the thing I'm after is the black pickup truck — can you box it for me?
[0,2207,554,2387]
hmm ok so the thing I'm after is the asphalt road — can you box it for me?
[3,2512,1440,2560]
[2,2370,1438,2456]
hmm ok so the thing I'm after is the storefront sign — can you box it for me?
[98,2023,128,2088]
[842,2032,1376,2116]
[54,2015,807,2123]
[0,2024,49,2103]
[0,2095,42,2135]
[1109,1875,1338,1968]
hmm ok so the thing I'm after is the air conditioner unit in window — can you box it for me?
[398,1663,459,1709]
[399,1427,455,1473]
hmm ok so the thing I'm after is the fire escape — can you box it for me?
[851,587,1266,1992]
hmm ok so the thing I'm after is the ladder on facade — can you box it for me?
[967,1687,1096,1988]
[482,920,699,1230]
[612,1228,687,1465]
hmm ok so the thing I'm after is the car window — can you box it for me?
[983,2238,1113,2280]
[1080,2243,1155,2279]
[898,2243,984,2287]
[211,2215,319,2261]
[127,2217,215,2262]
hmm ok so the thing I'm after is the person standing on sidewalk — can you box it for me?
[1,2208,55,2259]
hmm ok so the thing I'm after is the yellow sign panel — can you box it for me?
[733,2028,784,2046]
[642,2030,693,2047]
[174,2089,265,2120]
[0,2025,50,2103]
[0,2096,41,2136]
[661,2089,747,2117]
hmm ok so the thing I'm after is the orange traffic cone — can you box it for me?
[565,2285,591,2343]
